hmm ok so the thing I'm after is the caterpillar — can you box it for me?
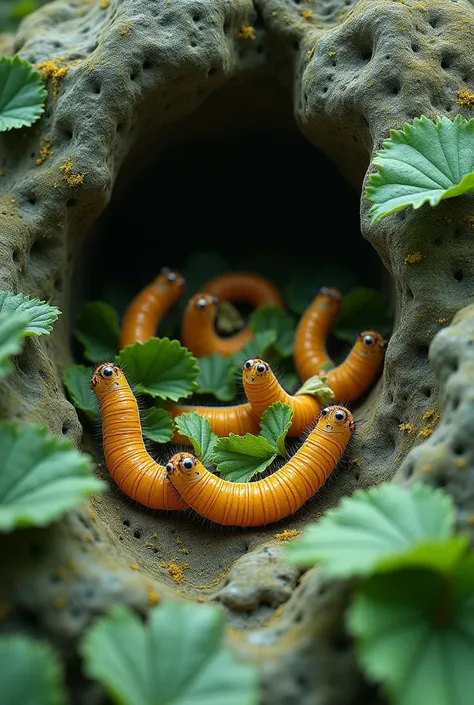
[294,286,342,382]
[166,405,355,527]
[91,362,187,510]
[167,400,259,444]
[202,272,284,309]
[120,267,186,349]
[242,358,326,437]
[326,330,387,402]
[181,292,253,358]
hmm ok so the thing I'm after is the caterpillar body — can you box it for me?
[202,272,284,309]
[91,363,186,510]
[166,405,355,527]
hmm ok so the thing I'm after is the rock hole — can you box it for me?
[361,49,372,62]
[411,42,420,52]
[27,193,37,206]
[62,421,71,436]
[122,519,130,527]
[331,631,352,652]
[92,80,101,95]
[133,529,142,539]
[423,387,432,398]
[292,40,299,51]
[117,123,126,133]
[192,13,201,22]
[207,67,217,77]
[428,15,440,29]
[293,609,304,623]
[440,55,452,70]
[143,60,152,70]
[407,287,414,299]
[417,344,430,358]
[453,443,465,456]
[454,270,464,282]
[130,70,138,81]
[12,249,20,264]
[67,198,78,208]
[88,43,98,53]
[190,40,198,48]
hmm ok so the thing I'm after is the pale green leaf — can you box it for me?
[196,354,238,401]
[0,290,60,336]
[215,301,244,334]
[116,338,200,402]
[348,565,474,705]
[285,482,455,576]
[212,433,277,482]
[0,55,47,131]
[365,115,474,223]
[295,375,335,405]
[174,412,218,464]
[249,306,296,358]
[0,422,106,532]
[81,602,259,705]
[75,301,120,362]
[0,635,67,705]
[142,407,174,443]
[0,310,29,380]
[62,364,97,421]
[259,402,293,456]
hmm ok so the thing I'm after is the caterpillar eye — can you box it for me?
[362,334,375,347]
[165,462,173,473]
[196,297,208,309]
[102,366,114,378]
[321,407,330,416]
[256,363,267,374]
[166,272,177,283]
[244,360,254,369]
[182,457,195,471]
[334,409,347,422]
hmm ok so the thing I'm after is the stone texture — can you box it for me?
[1,0,474,703]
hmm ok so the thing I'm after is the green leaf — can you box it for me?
[196,354,238,401]
[8,0,40,21]
[62,364,97,422]
[285,482,455,577]
[347,566,474,705]
[0,635,67,705]
[212,433,277,482]
[0,310,29,381]
[116,338,200,402]
[0,290,61,336]
[0,422,106,532]
[0,56,47,131]
[142,407,174,443]
[174,412,218,464]
[75,301,120,363]
[249,307,295,358]
[365,114,474,224]
[259,402,293,456]
[295,375,335,405]
[231,330,277,368]
[81,602,259,705]
[333,287,392,342]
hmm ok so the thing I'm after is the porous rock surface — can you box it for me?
[1,0,474,703]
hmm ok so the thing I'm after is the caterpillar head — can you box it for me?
[166,452,201,488]
[318,405,355,437]
[153,267,186,294]
[242,358,271,385]
[355,331,388,363]
[90,363,126,399]
[187,293,219,318]
[317,286,342,306]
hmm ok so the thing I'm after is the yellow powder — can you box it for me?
[274,529,302,541]
[399,423,415,435]
[457,88,474,107]
[404,252,424,264]
[100,0,111,8]
[236,25,255,39]
[60,157,85,187]
[303,10,313,19]
[147,590,159,606]
[36,60,69,98]
[36,138,54,166]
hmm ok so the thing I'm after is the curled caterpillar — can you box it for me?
[91,363,186,510]
[167,400,259,444]
[326,330,387,402]
[120,267,185,349]
[202,272,284,309]
[242,357,325,437]
[181,292,253,358]
[166,405,355,527]
[294,286,342,382]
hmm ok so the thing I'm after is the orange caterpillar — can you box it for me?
[242,358,332,437]
[91,363,186,510]
[181,293,253,358]
[326,331,387,402]
[294,286,342,382]
[202,272,284,309]
[167,400,259,444]
[166,405,355,527]
[120,267,185,349]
